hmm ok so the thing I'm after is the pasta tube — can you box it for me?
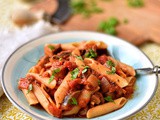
[54,73,71,108]
[27,73,56,89]
[32,84,61,117]
[84,58,128,88]
[72,49,85,69]
[87,97,127,118]
[22,89,39,105]
[63,106,81,116]
[107,56,135,76]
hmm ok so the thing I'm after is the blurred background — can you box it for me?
[0,0,160,119]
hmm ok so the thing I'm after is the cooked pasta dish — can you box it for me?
[18,41,136,118]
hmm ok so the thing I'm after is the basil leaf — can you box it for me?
[27,84,32,94]
[85,49,97,58]
[82,66,89,74]
[104,96,114,102]
[48,68,61,83]
[71,68,79,80]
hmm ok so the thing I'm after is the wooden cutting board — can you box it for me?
[60,0,160,46]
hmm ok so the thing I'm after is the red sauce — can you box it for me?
[64,61,77,71]
[18,75,34,89]
[97,55,108,64]
[48,104,62,118]
[68,78,81,89]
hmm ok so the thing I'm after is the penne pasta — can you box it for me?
[62,106,81,116]
[72,49,85,69]
[107,56,136,76]
[27,73,56,89]
[83,40,107,49]
[32,84,61,117]
[18,40,136,118]
[84,58,128,88]
[78,88,99,108]
[126,76,136,86]
[54,73,71,108]
[87,97,127,118]
[22,89,39,105]
[61,42,81,50]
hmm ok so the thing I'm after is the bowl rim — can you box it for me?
[1,31,158,120]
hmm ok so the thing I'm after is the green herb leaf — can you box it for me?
[48,68,61,83]
[82,66,89,74]
[85,49,97,58]
[70,97,78,105]
[107,17,119,27]
[76,56,83,60]
[27,84,33,94]
[54,68,61,73]
[104,96,114,102]
[70,0,103,18]
[48,45,55,50]
[98,17,119,35]
[105,27,117,35]
[71,68,79,80]
[106,67,116,74]
[98,79,101,85]
[49,75,54,84]
[106,60,115,67]
[127,0,144,7]
[98,21,108,31]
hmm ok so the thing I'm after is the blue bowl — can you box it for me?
[1,31,158,120]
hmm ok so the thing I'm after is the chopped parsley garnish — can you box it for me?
[70,97,78,105]
[71,68,79,80]
[48,45,55,50]
[70,0,103,18]
[98,17,119,35]
[27,84,33,94]
[82,66,89,74]
[106,60,116,74]
[85,49,97,58]
[127,0,144,7]
[76,55,83,60]
[107,67,116,74]
[106,60,115,67]
[104,96,114,102]
[48,68,61,83]
[98,79,101,85]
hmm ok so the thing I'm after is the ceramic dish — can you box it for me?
[1,31,158,120]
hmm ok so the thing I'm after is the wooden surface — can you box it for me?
[60,0,160,45]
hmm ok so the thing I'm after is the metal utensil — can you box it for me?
[135,66,160,75]
[49,0,71,24]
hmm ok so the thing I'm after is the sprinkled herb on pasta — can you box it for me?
[18,40,136,118]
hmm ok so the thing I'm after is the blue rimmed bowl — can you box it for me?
[1,31,158,120]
